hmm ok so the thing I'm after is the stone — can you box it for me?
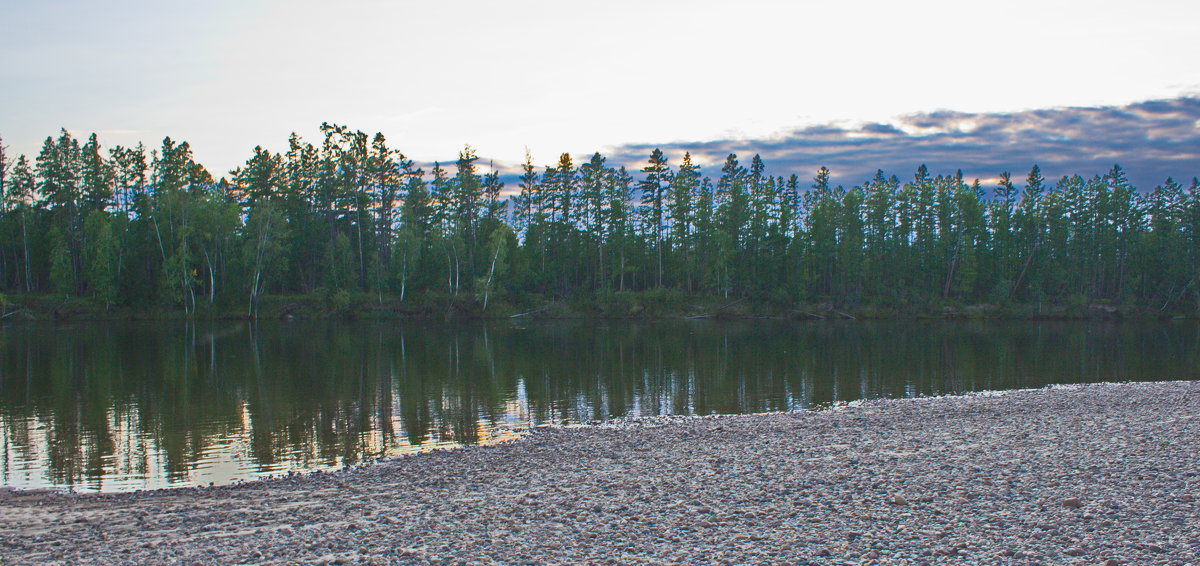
[1062,497,1083,508]
[891,495,909,505]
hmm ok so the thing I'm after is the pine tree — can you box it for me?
[715,154,747,295]
[1010,165,1047,299]
[669,152,700,290]
[989,171,1019,299]
[0,136,9,289]
[109,143,147,214]
[396,173,431,301]
[512,149,541,237]
[0,135,10,214]
[83,210,119,306]
[861,170,895,297]
[7,155,36,291]
[579,152,609,288]
[79,133,113,211]
[231,146,282,206]
[604,167,635,291]
[451,145,483,247]
[804,166,839,298]
[366,133,401,293]
[37,130,84,292]
[639,149,671,288]
[746,155,770,272]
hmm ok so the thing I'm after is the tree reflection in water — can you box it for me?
[1,320,1196,491]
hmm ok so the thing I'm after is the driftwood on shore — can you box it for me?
[509,306,552,318]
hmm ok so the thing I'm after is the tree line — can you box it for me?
[1,126,1197,315]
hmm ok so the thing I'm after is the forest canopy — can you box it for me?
[0,126,1197,315]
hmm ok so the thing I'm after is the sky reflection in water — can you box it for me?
[1,320,1196,492]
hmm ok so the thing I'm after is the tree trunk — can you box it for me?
[21,207,32,292]
[248,216,272,319]
[482,241,502,311]
[942,227,963,298]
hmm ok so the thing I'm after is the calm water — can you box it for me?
[1,320,1197,492]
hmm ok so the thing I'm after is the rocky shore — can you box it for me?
[2,381,1198,565]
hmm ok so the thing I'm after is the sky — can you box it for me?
[611,98,1200,190]
[3,0,1199,189]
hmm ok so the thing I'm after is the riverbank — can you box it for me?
[3,290,1195,321]
[2,381,1197,564]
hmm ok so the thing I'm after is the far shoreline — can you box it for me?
[3,291,1197,322]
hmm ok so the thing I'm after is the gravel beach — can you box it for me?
[2,381,1198,565]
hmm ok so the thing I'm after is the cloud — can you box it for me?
[601,97,1200,190]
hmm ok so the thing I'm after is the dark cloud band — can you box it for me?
[607,97,1200,189]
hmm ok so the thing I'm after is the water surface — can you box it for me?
[1,320,1196,491]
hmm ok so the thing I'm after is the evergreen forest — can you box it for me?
[1,126,1198,317]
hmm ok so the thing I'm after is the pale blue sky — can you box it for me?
[3,0,1199,179]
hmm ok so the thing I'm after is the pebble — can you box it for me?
[1,381,1197,565]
